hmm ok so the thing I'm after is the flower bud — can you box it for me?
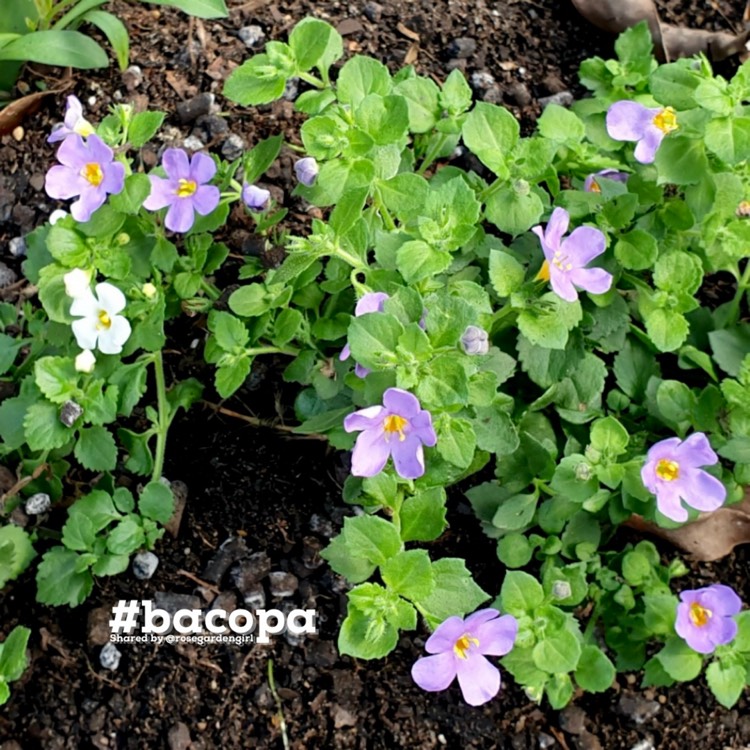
[49,209,69,225]
[460,325,489,355]
[574,461,592,481]
[60,400,84,427]
[294,156,318,187]
[242,183,271,210]
[115,232,130,246]
[552,580,572,600]
[75,349,96,373]
[63,268,93,299]
[142,282,157,299]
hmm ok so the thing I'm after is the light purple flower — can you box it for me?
[45,135,125,223]
[532,207,613,302]
[242,183,271,210]
[411,609,518,706]
[606,101,678,164]
[675,584,741,654]
[641,432,727,523]
[294,157,318,187]
[583,169,629,193]
[344,388,437,480]
[47,95,95,144]
[143,149,220,233]
[340,292,390,378]
[460,325,489,355]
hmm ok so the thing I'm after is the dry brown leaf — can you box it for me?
[0,90,57,136]
[396,22,421,42]
[404,42,419,66]
[661,24,750,62]
[625,487,750,562]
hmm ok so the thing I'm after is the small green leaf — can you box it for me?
[706,660,746,708]
[400,488,448,542]
[139,481,174,524]
[575,645,615,692]
[74,426,117,471]
[36,547,94,607]
[500,570,544,616]
[381,549,435,601]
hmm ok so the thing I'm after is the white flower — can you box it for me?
[49,209,69,225]
[75,349,96,373]
[64,268,93,299]
[71,282,131,355]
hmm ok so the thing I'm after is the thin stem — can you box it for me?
[267,659,290,750]
[151,351,169,483]
[727,260,750,324]
[298,71,325,89]
[199,278,221,301]
[417,133,450,176]
[373,188,396,231]
[247,345,299,357]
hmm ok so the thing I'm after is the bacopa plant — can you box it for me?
[1,16,749,711]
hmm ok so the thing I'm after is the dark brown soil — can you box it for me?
[2,1,750,748]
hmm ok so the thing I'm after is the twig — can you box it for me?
[268,659,290,750]
[201,401,328,441]
[176,568,221,595]
[0,463,49,509]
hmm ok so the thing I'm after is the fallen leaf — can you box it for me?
[396,22,421,43]
[661,24,750,62]
[0,90,58,136]
[404,42,419,66]
[625,486,750,561]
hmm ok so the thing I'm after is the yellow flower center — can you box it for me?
[589,179,601,193]
[653,107,678,135]
[97,310,112,330]
[656,458,680,482]
[536,259,551,282]
[176,178,198,198]
[383,414,408,442]
[81,162,103,187]
[453,634,480,660]
[75,119,95,137]
[689,602,711,628]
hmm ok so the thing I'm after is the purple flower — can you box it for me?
[411,609,518,706]
[45,135,125,223]
[606,101,678,164]
[242,183,271,210]
[675,584,741,654]
[583,168,629,193]
[460,325,489,355]
[340,292,390,378]
[48,95,95,144]
[143,149,220,233]
[344,388,437,480]
[294,157,318,187]
[532,207,613,302]
[641,432,727,523]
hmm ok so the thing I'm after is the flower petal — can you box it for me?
[45,165,86,200]
[424,616,467,653]
[343,405,384,432]
[606,101,655,142]
[189,152,217,184]
[102,161,126,194]
[95,282,126,315]
[192,184,221,216]
[355,292,389,316]
[474,614,518,656]
[143,176,177,211]
[56,134,88,169]
[411,652,457,692]
[548,267,578,302]
[86,134,114,165]
[568,267,613,296]
[391,434,425,480]
[456,654,501,706]
[655,481,688,523]
[70,189,106,223]
[71,317,99,351]
[165,198,196,233]
[678,468,726,513]
[382,388,421,419]
[542,207,569,254]
[162,148,190,179]
[350,427,390,477]
[633,126,663,164]
[411,411,437,447]
[70,288,100,318]
[645,437,682,464]
[561,226,606,266]
[701,584,742,617]
[98,316,131,354]
[675,432,718,468]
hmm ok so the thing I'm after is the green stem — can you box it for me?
[489,303,517,334]
[247,345,299,357]
[298,71,325,89]
[727,260,750,324]
[199,278,221,301]
[417,133,450,176]
[373,188,397,231]
[267,659,290,750]
[333,246,366,270]
[480,177,506,203]
[151,351,169,483]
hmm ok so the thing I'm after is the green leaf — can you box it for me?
[320,533,376,583]
[127,110,165,147]
[400,488,447,542]
[109,173,151,214]
[107,517,145,555]
[654,136,708,186]
[36,547,93,606]
[70,489,121,529]
[589,416,629,457]
[706,661,746,708]
[325,515,401,569]
[34,356,77,404]
[491,490,538,532]
[656,637,703,681]
[0,525,35,588]
[74,425,117,471]
[533,629,581,674]
[416,558,489,626]
[146,0,228,18]
[537,104,585,144]
[705,116,750,165]
[244,134,283,184]
[709,326,750,377]
[81,10,129,70]
[23,401,72,451]
[440,69,472,116]
[209,310,249,351]
[61,513,96,551]
[614,229,658,271]
[643,308,689,353]
[223,54,288,106]
[0,30,108,68]
[288,17,342,72]
[381,549,435,601]
[500,571,544,616]
[575,645,615,692]
[518,293,582,350]
[393,76,441,133]
[0,626,31,682]
[396,239,451,283]
[337,55,391,106]
[489,248,525,297]
[347,312,403,370]
[485,184,544,236]
[462,102,519,176]
[139,481,174,524]
[473,404,519,456]
[435,415,476,469]
[546,672,574,709]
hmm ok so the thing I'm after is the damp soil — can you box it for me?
[1,0,750,748]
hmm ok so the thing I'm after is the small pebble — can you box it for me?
[182,135,205,151]
[363,1,382,22]
[11,126,24,142]
[470,70,496,90]
[539,91,575,108]
[268,571,298,598]
[87,96,97,107]
[243,584,266,610]
[132,551,159,580]
[559,705,586,735]
[0,262,18,288]
[630,741,655,750]
[282,78,299,101]
[221,133,245,161]
[176,93,214,124]
[230,552,271,591]
[99,643,121,671]
[238,25,265,48]
[309,514,334,538]
[167,722,192,750]
[8,237,26,257]
[59,400,84,427]
[302,537,324,570]
[122,65,143,90]
[25,492,51,515]
[510,82,531,107]
[537,733,556,749]
[447,37,476,59]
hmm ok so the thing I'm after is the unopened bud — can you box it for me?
[552,580,572,600]
[142,282,157,298]
[575,462,592,481]
[60,400,84,427]
[294,156,319,187]
[115,232,130,246]
[75,349,96,373]
[63,268,92,299]
[460,325,489,355]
